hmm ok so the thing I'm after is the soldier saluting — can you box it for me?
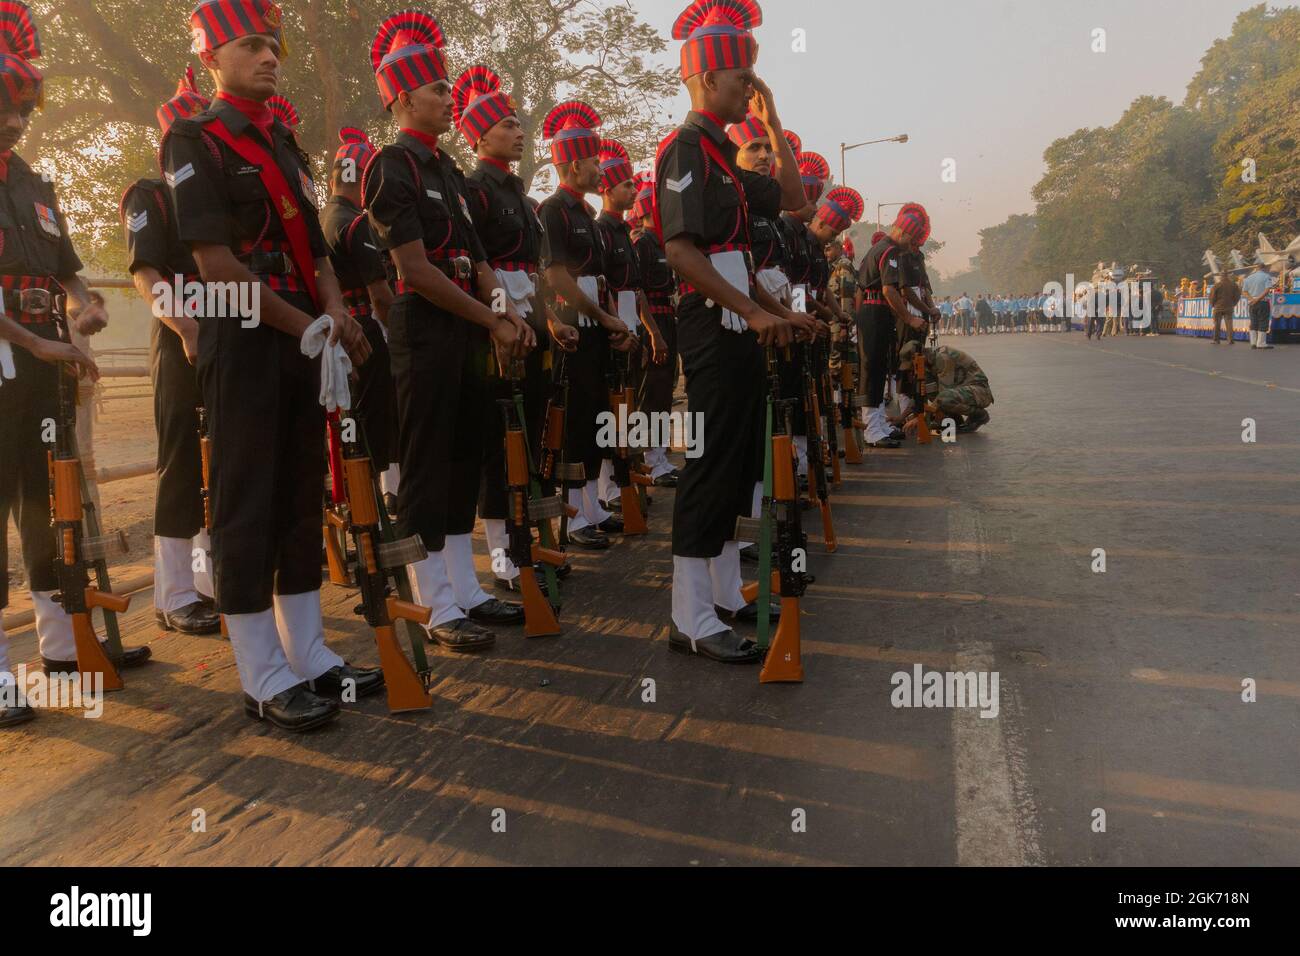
[0,2,145,727]
[363,9,534,651]
[121,67,220,638]
[165,0,380,732]
[656,0,817,664]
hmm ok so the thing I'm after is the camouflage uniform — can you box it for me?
[900,342,993,421]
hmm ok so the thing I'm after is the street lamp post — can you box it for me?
[839,134,909,191]
[877,201,907,234]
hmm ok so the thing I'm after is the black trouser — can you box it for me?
[388,292,486,552]
[638,310,678,415]
[671,295,764,558]
[197,292,324,615]
[562,321,611,484]
[1212,311,1236,342]
[856,303,896,408]
[352,314,396,470]
[777,342,808,435]
[1085,314,1102,338]
[1249,300,1271,334]
[0,320,62,609]
[479,338,548,521]
[151,318,204,539]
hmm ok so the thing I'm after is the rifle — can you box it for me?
[196,405,228,638]
[836,341,863,464]
[911,349,934,445]
[338,416,434,713]
[505,358,564,606]
[735,346,805,683]
[542,349,585,544]
[47,361,130,692]
[816,337,841,486]
[499,386,564,636]
[800,343,836,552]
[605,340,650,535]
[323,411,352,586]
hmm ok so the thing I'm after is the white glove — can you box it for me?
[0,340,15,386]
[299,315,353,413]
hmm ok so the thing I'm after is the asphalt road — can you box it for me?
[1,330,1295,866]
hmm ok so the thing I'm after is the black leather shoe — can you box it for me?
[0,698,36,728]
[197,594,217,612]
[567,526,609,550]
[553,561,573,580]
[426,617,495,652]
[597,515,624,534]
[495,575,551,597]
[603,496,622,514]
[889,428,905,441]
[668,628,762,664]
[243,684,339,732]
[156,601,221,635]
[42,644,152,675]
[867,437,902,449]
[652,469,679,487]
[716,601,782,624]
[307,664,386,700]
[467,597,525,625]
[957,409,989,433]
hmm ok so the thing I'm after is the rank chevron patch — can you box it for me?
[126,210,149,233]
[664,172,693,193]
[165,163,195,188]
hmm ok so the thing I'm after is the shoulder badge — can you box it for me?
[34,202,61,238]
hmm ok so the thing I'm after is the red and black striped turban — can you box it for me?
[798,151,829,202]
[842,237,855,259]
[782,129,801,155]
[896,202,930,244]
[543,100,601,165]
[630,171,655,221]
[371,9,447,110]
[672,0,761,81]
[814,186,864,234]
[895,209,929,245]
[452,65,515,147]
[598,138,633,192]
[334,126,376,170]
[0,1,42,111]
[190,0,287,58]
[266,94,299,129]
[726,112,767,147]
[157,66,209,134]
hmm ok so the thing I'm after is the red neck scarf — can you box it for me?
[400,127,440,155]
[479,155,511,174]
[695,109,727,132]
[217,92,275,142]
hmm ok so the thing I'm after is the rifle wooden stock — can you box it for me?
[608,380,648,536]
[71,612,122,692]
[503,404,561,637]
[912,353,933,445]
[196,406,228,639]
[761,431,804,684]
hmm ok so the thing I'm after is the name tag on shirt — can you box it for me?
[426,189,442,200]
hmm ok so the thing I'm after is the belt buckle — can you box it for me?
[452,256,473,280]
[19,288,52,314]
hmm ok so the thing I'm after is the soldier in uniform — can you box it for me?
[594,138,666,511]
[453,64,577,595]
[167,0,381,731]
[121,68,220,637]
[320,126,400,518]
[363,10,534,647]
[657,0,817,663]
[629,173,681,486]
[854,208,930,448]
[0,3,147,726]
[898,339,992,433]
[536,101,636,550]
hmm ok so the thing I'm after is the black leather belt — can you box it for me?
[432,256,474,280]
[3,287,60,316]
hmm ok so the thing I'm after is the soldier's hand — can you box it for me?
[32,338,99,381]
[746,309,791,348]
[609,328,638,353]
[650,331,667,366]
[490,314,519,354]
[787,312,820,342]
[181,324,200,365]
[510,313,535,355]
[748,75,778,127]
[596,310,627,338]
[330,312,372,366]
[549,320,579,352]
[71,300,109,337]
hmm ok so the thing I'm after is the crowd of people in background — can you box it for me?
[934,292,1068,336]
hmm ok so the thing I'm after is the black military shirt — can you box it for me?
[901,250,930,293]
[122,177,198,279]
[163,98,327,291]
[320,194,387,317]
[750,210,788,273]
[466,159,544,270]
[595,211,641,293]
[858,237,906,293]
[805,228,829,297]
[634,229,675,303]
[363,130,486,266]
[0,153,82,280]
[538,185,604,279]
[779,213,812,286]
[654,110,782,258]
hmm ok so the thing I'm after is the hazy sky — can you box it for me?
[629,0,1284,277]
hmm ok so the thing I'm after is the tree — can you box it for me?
[27,0,676,270]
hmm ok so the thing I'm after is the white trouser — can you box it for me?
[407,551,464,629]
[671,556,730,640]
[709,541,745,612]
[644,446,673,478]
[272,590,343,684]
[483,518,519,581]
[793,435,808,478]
[31,591,76,661]
[154,535,203,612]
[193,528,213,598]
[380,463,400,496]
[898,393,915,418]
[225,608,300,703]
[597,458,618,504]
[443,532,491,611]
[866,404,893,443]
[566,480,610,533]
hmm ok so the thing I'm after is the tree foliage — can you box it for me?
[27,0,677,270]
